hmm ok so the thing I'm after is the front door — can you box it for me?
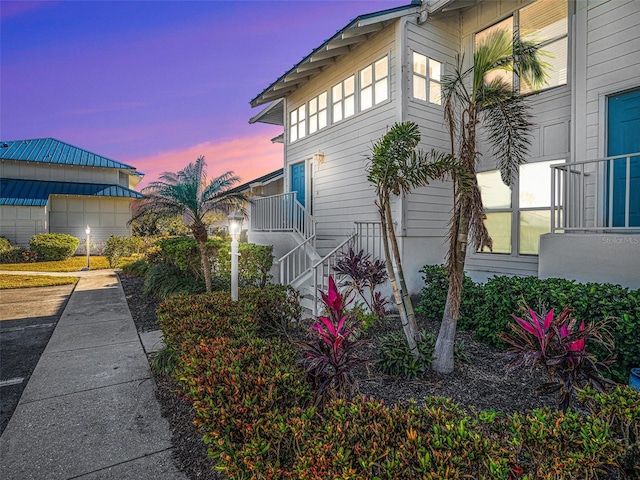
[290,162,306,208]
[607,88,640,227]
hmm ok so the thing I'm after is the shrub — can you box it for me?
[376,329,435,379]
[0,246,25,264]
[29,233,79,261]
[333,247,389,319]
[144,262,204,299]
[217,242,275,288]
[418,266,640,383]
[296,276,368,406]
[417,264,481,329]
[104,235,136,268]
[120,259,149,276]
[240,284,302,336]
[500,306,615,410]
[0,237,11,253]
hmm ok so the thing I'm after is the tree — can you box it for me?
[132,156,245,292]
[367,122,456,360]
[431,29,547,373]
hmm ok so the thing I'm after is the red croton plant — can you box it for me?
[500,306,615,411]
[296,275,368,407]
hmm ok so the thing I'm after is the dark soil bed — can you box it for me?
[120,274,556,480]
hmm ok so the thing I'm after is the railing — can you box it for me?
[312,232,358,315]
[354,221,385,260]
[551,153,640,233]
[250,192,315,240]
[278,235,316,286]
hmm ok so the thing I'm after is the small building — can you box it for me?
[0,138,144,248]
[248,0,640,304]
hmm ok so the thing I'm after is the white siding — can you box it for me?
[0,206,47,247]
[1,160,120,185]
[285,21,401,253]
[49,196,132,247]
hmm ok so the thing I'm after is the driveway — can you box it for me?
[0,284,75,435]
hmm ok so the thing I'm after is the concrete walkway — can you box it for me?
[0,270,186,479]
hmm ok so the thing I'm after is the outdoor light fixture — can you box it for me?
[227,209,244,301]
[85,225,91,270]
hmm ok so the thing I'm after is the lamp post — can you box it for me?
[85,225,91,270]
[227,209,243,301]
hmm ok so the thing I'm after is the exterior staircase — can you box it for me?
[250,194,383,314]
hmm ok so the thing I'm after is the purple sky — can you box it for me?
[1,0,403,189]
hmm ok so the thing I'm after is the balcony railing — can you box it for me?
[250,192,315,240]
[551,153,640,233]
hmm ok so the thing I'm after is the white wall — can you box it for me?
[1,160,121,185]
[0,206,47,247]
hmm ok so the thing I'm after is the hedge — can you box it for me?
[417,265,640,383]
[29,233,79,261]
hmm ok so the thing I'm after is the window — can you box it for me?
[332,75,355,123]
[359,56,389,112]
[413,52,442,105]
[289,105,306,142]
[478,160,557,255]
[475,0,568,93]
[308,92,328,135]
[478,170,512,254]
[518,161,554,254]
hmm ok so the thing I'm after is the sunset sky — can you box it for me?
[1,0,403,189]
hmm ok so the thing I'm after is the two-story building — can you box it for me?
[249,0,640,302]
[0,138,143,248]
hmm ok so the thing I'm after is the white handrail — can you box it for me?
[251,192,315,240]
[278,235,316,285]
[550,152,640,233]
[312,232,358,315]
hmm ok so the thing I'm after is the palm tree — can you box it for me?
[431,29,547,374]
[132,156,245,292]
[368,122,456,359]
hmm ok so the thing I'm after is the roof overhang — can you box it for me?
[250,2,421,108]
[249,98,284,126]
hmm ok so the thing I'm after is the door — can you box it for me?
[607,88,640,227]
[290,162,306,208]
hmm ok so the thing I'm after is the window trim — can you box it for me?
[411,51,442,105]
[474,0,569,95]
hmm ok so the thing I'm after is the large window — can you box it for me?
[308,92,328,135]
[475,0,568,93]
[478,160,557,255]
[289,104,306,142]
[360,56,389,111]
[412,52,442,105]
[332,75,355,123]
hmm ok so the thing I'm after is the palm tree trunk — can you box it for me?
[384,198,420,343]
[378,195,419,360]
[431,202,470,374]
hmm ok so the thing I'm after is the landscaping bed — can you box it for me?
[119,274,640,479]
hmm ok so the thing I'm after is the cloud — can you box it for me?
[129,133,283,190]
[0,1,59,20]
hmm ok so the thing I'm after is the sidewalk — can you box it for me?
[0,270,186,479]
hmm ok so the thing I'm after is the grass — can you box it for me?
[0,274,78,289]
[0,256,110,272]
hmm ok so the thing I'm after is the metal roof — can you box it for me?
[0,138,138,171]
[227,168,284,194]
[250,2,421,108]
[0,178,144,206]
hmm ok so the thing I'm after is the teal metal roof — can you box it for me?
[0,138,137,170]
[250,2,420,107]
[0,178,144,206]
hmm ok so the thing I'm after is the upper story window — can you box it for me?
[412,52,442,105]
[289,104,306,142]
[475,0,568,94]
[332,75,355,123]
[308,92,328,135]
[360,56,389,111]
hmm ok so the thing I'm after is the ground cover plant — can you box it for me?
[0,256,110,271]
[0,274,78,289]
[152,275,640,479]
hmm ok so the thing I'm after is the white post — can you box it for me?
[231,234,239,301]
[85,225,91,270]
